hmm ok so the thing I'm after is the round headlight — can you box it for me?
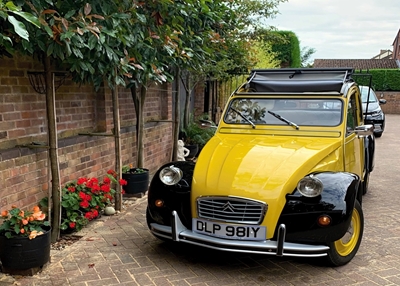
[159,165,183,185]
[297,175,323,197]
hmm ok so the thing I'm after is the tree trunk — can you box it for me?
[43,56,61,243]
[111,86,122,211]
[172,67,181,161]
[130,84,146,168]
[180,71,192,129]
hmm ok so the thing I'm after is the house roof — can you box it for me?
[371,49,392,60]
[392,28,400,46]
[313,59,399,70]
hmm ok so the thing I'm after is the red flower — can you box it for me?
[68,186,76,193]
[85,194,92,201]
[119,179,128,186]
[92,209,99,218]
[101,184,111,193]
[107,170,118,178]
[80,200,89,208]
[69,222,76,229]
[90,184,101,194]
[79,191,86,200]
[86,178,98,188]
[103,177,111,184]
[84,212,93,220]
[121,189,126,195]
[77,177,87,185]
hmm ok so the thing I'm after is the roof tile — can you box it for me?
[313,59,399,70]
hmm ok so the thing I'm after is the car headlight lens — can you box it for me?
[297,175,323,197]
[159,165,183,185]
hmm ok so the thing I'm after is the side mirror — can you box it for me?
[355,124,374,137]
[199,119,217,129]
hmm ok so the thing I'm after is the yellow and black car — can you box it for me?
[146,68,375,266]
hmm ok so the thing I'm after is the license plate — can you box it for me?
[192,219,266,240]
[374,124,382,131]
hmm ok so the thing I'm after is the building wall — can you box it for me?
[0,56,173,211]
[377,91,400,114]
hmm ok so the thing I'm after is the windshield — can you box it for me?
[359,86,378,103]
[224,98,342,127]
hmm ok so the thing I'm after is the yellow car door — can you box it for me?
[344,89,364,178]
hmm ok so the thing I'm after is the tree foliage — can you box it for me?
[269,30,301,68]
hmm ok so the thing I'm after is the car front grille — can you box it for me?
[197,197,267,224]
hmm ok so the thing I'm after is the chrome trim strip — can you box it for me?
[150,212,329,258]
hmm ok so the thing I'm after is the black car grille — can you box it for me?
[197,197,267,224]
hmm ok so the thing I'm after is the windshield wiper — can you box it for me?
[230,107,256,129]
[268,111,299,130]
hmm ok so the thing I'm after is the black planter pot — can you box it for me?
[185,144,199,160]
[122,168,150,195]
[0,228,51,272]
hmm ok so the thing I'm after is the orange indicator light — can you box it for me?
[318,215,331,226]
[155,200,164,207]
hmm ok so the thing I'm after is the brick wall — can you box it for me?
[377,91,400,114]
[0,56,173,211]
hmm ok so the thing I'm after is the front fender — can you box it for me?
[364,135,375,172]
[147,161,195,228]
[277,172,360,243]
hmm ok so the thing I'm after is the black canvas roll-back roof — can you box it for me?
[244,68,355,93]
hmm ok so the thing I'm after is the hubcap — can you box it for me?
[334,207,361,256]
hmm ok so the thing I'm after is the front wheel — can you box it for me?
[326,201,364,266]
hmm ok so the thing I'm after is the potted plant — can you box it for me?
[181,115,216,159]
[0,205,51,274]
[122,164,150,195]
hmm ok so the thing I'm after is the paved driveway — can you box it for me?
[10,114,400,286]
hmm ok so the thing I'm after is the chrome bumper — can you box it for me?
[149,211,329,258]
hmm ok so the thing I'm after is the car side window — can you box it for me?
[346,94,357,136]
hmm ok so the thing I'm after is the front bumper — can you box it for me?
[149,211,330,258]
[364,115,384,132]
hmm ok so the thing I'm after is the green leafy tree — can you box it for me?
[269,30,301,68]
[301,46,316,67]
[0,0,40,56]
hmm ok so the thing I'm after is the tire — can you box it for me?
[374,132,382,138]
[326,201,364,266]
[362,172,370,195]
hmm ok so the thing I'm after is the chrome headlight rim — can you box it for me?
[297,175,323,197]
[159,165,183,186]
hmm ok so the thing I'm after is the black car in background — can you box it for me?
[359,86,386,137]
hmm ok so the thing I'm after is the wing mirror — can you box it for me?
[199,119,217,129]
[355,124,374,136]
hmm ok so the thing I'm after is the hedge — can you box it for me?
[352,69,400,91]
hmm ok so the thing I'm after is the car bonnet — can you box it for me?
[191,134,342,236]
